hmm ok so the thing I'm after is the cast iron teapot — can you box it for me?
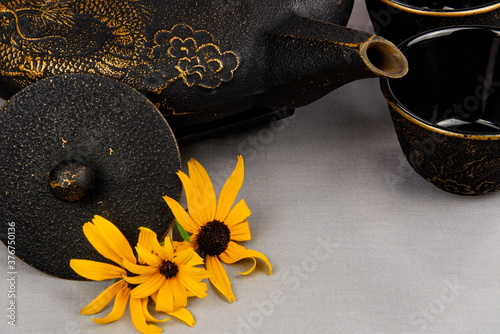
[0,0,407,141]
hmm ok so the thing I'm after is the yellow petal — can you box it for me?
[224,199,251,228]
[138,227,156,250]
[123,261,159,276]
[125,274,155,285]
[136,244,163,267]
[162,236,174,262]
[151,229,167,259]
[172,278,188,309]
[177,171,207,226]
[130,273,165,298]
[141,297,169,324]
[137,227,163,263]
[188,158,217,222]
[168,307,195,327]
[156,278,175,313]
[176,272,209,299]
[80,280,128,315]
[137,227,158,264]
[150,291,159,304]
[173,240,193,252]
[92,285,130,324]
[186,282,208,298]
[173,246,200,267]
[92,215,136,264]
[187,237,200,252]
[237,258,257,275]
[173,249,210,277]
[130,298,165,334]
[70,259,126,281]
[215,156,244,222]
[163,196,200,233]
[185,249,205,267]
[219,241,273,275]
[179,265,212,281]
[82,222,123,266]
[205,255,236,303]
[229,220,252,242]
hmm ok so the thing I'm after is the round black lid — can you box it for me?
[0,73,182,279]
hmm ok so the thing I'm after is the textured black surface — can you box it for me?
[0,0,394,139]
[0,73,182,279]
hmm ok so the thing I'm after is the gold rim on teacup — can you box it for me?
[378,0,500,17]
[383,98,500,140]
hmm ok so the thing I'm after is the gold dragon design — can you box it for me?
[0,0,239,96]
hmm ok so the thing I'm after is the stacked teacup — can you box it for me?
[366,0,500,195]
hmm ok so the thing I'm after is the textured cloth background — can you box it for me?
[1,1,499,333]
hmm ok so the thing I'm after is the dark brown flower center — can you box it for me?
[159,260,179,279]
[197,220,231,256]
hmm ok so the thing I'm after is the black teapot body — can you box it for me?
[0,0,406,140]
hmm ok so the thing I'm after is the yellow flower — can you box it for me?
[70,215,167,334]
[163,156,272,302]
[123,228,212,318]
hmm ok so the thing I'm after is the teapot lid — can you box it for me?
[0,73,181,279]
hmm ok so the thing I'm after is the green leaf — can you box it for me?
[176,219,191,243]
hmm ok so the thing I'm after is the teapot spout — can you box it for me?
[262,16,408,109]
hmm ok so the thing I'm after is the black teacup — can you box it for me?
[381,26,500,195]
[365,0,500,44]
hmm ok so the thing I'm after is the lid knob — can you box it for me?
[48,160,96,202]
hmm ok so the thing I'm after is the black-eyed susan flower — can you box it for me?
[123,228,212,320]
[70,215,167,334]
[163,156,272,303]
